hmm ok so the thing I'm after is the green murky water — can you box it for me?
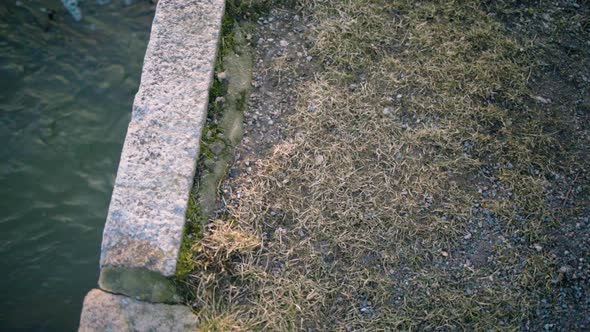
[0,1,154,330]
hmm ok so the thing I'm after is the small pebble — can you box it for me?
[216,71,227,81]
[559,265,573,274]
[315,154,325,165]
[279,40,289,47]
[532,95,550,104]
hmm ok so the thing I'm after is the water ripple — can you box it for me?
[0,1,154,330]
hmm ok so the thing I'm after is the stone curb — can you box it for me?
[79,0,225,329]
[79,289,199,332]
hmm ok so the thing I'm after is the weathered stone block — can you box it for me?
[99,0,225,282]
[79,289,198,332]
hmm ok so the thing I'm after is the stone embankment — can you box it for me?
[79,0,225,330]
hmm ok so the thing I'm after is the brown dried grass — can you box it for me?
[188,0,588,330]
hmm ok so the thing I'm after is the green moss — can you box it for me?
[175,241,194,282]
[176,0,257,303]
[226,0,274,23]
[218,0,276,61]
[209,79,225,103]
[99,267,181,303]
[200,143,215,160]
[176,192,205,282]
[236,90,247,113]
[197,5,254,217]
[186,192,205,225]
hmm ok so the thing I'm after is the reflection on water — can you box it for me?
[0,1,154,330]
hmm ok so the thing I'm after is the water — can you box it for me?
[0,1,154,330]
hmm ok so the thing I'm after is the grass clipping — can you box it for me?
[188,1,587,330]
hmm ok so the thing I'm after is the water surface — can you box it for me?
[0,1,154,330]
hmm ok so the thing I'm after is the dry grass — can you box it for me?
[187,0,589,330]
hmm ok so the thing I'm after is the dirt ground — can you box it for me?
[187,1,589,330]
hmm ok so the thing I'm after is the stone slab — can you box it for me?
[79,289,198,332]
[99,0,225,278]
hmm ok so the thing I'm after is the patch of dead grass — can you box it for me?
[187,0,589,330]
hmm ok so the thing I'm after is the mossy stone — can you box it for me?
[99,266,181,303]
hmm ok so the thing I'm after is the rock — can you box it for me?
[217,71,227,81]
[383,107,393,115]
[315,154,325,165]
[559,265,573,274]
[532,95,550,104]
[204,158,215,169]
[79,289,198,332]
[209,141,226,156]
[279,40,289,47]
